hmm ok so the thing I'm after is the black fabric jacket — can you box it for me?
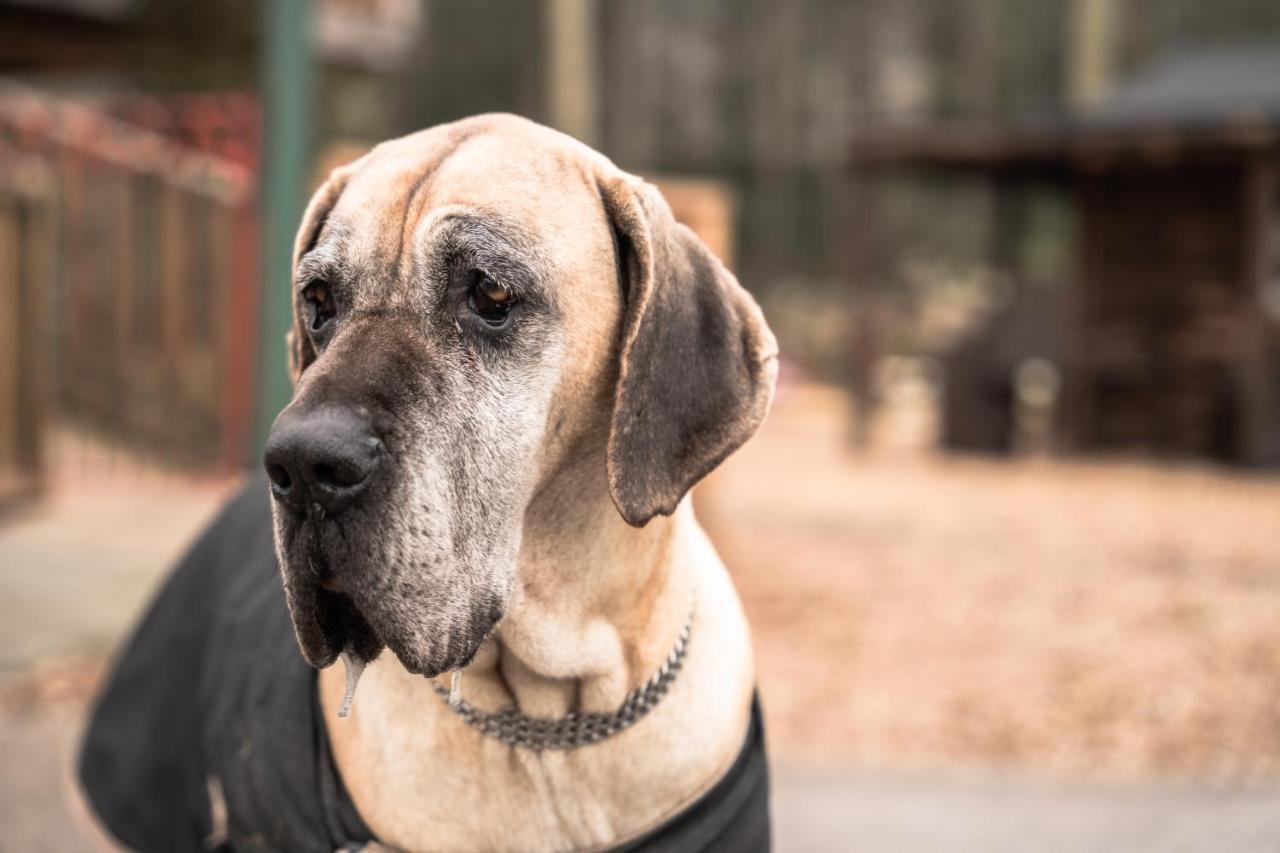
[79,480,771,852]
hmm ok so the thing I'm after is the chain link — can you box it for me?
[433,609,693,751]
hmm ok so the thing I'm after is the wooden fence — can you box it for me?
[0,81,261,500]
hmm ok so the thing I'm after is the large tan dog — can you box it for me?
[261,114,777,851]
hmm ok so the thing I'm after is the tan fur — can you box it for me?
[304,115,771,852]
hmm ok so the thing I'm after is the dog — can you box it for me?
[80,114,778,852]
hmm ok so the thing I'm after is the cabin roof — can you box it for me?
[849,44,1280,173]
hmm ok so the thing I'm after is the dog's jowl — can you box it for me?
[80,114,778,853]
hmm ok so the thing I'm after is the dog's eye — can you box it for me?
[303,280,337,333]
[468,272,515,328]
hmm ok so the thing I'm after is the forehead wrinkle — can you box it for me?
[393,127,489,287]
[295,252,332,285]
[295,223,360,288]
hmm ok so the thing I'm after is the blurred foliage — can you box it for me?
[1120,0,1280,70]
[350,0,544,141]
[132,0,259,90]
[921,0,1068,120]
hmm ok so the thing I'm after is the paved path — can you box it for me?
[8,703,1280,853]
[0,706,110,852]
[0,476,236,676]
[773,764,1280,852]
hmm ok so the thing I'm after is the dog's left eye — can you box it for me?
[468,272,515,328]
[303,280,337,333]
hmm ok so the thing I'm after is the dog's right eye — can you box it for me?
[466,271,516,330]
[302,281,337,333]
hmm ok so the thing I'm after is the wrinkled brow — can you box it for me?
[428,214,550,300]
[295,228,361,289]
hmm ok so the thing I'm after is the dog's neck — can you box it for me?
[453,452,693,718]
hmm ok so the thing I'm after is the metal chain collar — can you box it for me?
[432,609,693,751]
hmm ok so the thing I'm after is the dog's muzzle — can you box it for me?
[262,403,389,667]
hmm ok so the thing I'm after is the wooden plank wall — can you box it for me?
[0,196,21,488]
[1068,161,1253,461]
[0,147,51,504]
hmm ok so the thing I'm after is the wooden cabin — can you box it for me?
[850,45,1280,466]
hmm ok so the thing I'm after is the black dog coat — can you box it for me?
[79,479,771,852]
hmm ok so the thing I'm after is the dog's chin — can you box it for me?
[277,551,504,678]
[306,586,385,665]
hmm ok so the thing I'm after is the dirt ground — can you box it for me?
[699,383,1280,782]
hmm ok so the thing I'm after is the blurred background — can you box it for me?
[1,0,1278,850]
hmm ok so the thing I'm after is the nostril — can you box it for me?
[313,460,369,490]
[314,462,338,488]
[267,463,293,492]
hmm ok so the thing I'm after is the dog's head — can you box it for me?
[263,115,777,677]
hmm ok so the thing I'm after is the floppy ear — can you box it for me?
[287,164,354,382]
[601,175,779,527]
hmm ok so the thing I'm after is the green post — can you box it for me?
[254,0,313,462]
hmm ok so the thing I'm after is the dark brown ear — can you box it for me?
[601,175,779,527]
[287,164,354,382]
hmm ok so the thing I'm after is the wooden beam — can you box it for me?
[1236,155,1279,466]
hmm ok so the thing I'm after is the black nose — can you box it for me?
[263,406,382,516]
